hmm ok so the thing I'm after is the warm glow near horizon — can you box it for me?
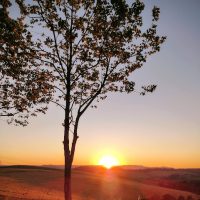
[90,149,126,167]
[98,155,119,169]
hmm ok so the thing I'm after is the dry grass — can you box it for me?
[0,166,199,200]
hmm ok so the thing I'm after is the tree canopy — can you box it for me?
[0,0,166,126]
[13,0,165,123]
[0,0,54,126]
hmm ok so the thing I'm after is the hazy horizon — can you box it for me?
[1,163,200,170]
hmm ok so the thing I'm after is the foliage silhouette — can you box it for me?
[0,1,53,126]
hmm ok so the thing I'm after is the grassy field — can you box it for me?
[0,166,200,200]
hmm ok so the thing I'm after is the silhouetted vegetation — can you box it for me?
[0,1,53,126]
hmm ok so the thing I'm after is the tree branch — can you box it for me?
[51,100,65,110]
[79,58,110,116]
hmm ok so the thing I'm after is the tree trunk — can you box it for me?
[64,160,72,200]
[63,124,72,200]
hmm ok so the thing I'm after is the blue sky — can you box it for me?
[0,0,200,167]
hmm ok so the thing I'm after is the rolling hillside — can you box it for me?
[0,165,200,200]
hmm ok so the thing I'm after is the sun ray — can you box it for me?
[99,155,119,169]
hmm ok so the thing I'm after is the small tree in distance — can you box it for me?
[1,0,166,200]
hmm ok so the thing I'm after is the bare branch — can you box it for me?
[51,100,65,110]
[51,26,68,81]
[53,85,66,96]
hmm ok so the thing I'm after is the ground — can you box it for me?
[0,166,200,200]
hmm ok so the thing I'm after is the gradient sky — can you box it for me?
[0,0,200,168]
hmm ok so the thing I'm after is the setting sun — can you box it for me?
[99,155,119,169]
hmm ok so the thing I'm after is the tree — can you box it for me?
[0,0,54,126]
[1,0,166,199]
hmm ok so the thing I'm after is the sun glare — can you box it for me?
[99,155,119,169]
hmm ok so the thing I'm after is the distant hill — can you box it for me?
[42,164,65,169]
[42,164,150,170]
[0,165,60,171]
[114,165,148,170]
[42,165,86,169]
